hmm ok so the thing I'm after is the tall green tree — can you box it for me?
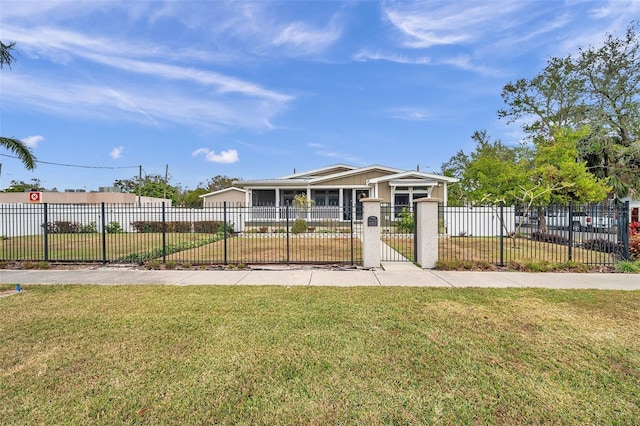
[498,22,640,198]
[200,175,241,192]
[1,178,47,192]
[441,131,530,206]
[0,40,16,69]
[1,41,37,170]
[114,174,181,204]
[441,128,609,205]
[1,137,37,170]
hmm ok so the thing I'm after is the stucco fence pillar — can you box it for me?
[415,197,441,269]
[361,198,383,268]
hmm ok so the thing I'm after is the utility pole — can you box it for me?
[164,164,168,200]
[138,165,142,206]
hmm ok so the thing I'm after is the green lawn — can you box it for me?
[384,235,616,266]
[1,285,639,424]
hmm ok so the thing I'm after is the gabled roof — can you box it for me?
[237,164,457,187]
[307,164,405,184]
[367,171,459,184]
[199,187,246,198]
[277,164,358,180]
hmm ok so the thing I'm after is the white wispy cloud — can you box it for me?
[271,19,343,56]
[21,135,44,148]
[2,71,287,131]
[193,148,239,164]
[353,50,430,64]
[383,1,525,48]
[110,146,124,159]
[387,107,435,121]
[306,143,364,164]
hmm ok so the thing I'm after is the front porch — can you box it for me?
[247,188,370,221]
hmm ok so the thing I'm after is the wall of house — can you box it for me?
[378,184,392,202]
[202,191,246,206]
[0,192,171,205]
[431,185,444,200]
[319,170,390,187]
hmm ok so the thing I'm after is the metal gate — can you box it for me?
[380,203,416,262]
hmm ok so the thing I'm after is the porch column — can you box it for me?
[415,198,441,269]
[361,198,382,268]
[275,189,280,221]
[307,187,312,221]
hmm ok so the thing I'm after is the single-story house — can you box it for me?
[199,187,246,207]
[199,164,457,221]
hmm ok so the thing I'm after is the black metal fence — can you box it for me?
[0,201,634,268]
[380,203,415,262]
[0,203,361,266]
[438,201,631,267]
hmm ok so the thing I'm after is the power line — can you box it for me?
[0,153,139,169]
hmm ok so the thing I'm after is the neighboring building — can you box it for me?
[200,187,246,207]
[0,189,172,206]
[199,164,457,222]
[622,196,640,223]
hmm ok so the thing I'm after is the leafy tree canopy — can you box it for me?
[498,21,640,198]
[113,174,181,204]
[1,178,50,192]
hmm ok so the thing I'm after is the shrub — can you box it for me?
[395,208,414,233]
[530,231,569,245]
[615,260,640,273]
[292,218,308,234]
[630,235,640,260]
[630,222,640,236]
[145,260,161,270]
[105,221,124,234]
[192,221,221,234]
[79,222,98,233]
[44,221,81,234]
[582,238,618,253]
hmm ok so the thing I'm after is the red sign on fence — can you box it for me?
[29,192,42,203]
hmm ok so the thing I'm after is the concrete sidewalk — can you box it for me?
[1,263,639,290]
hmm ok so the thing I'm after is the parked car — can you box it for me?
[546,210,617,231]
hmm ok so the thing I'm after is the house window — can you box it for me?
[252,190,275,206]
[312,189,339,206]
[281,190,298,206]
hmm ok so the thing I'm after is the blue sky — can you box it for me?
[1,0,639,192]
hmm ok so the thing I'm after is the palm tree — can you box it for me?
[1,137,37,170]
[1,41,37,170]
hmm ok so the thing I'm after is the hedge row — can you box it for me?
[43,221,97,234]
[130,221,224,233]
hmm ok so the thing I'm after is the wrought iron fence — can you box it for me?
[0,201,633,268]
[380,203,415,262]
[0,203,361,266]
[439,201,631,267]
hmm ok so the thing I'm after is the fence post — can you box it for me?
[619,201,630,261]
[223,201,228,265]
[499,203,504,267]
[568,200,573,261]
[43,203,49,261]
[361,198,382,268]
[414,201,418,263]
[415,198,441,269]
[162,202,166,264]
[286,204,290,265]
[350,205,354,266]
[101,202,107,264]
